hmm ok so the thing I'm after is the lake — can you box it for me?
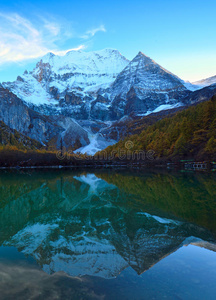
[0,169,216,299]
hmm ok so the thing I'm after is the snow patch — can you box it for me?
[137,103,183,117]
[193,75,216,88]
[74,130,116,155]
[183,81,203,91]
[137,212,181,225]
[5,223,58,255]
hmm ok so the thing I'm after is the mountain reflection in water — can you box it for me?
[0,169,216,281]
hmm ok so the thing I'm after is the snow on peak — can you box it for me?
[183,81,202,91]
[39,48,129,77]
[131,51,183,80]
[135,51,154,61]
[41,52,56,61]
[1,48,130,108]
[24,48,130,94]
[2,48,190,120]
[193,75,216,89]
[110,51,186,99]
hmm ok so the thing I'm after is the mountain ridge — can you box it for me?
[193,74,216,88]
[1,49,216,154]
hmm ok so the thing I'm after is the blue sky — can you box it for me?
[0,0,216,82]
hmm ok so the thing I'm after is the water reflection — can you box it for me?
[0,170,216,280]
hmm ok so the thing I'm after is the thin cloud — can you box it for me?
[0,13,52,64]
[81,25,106,39]
[44,22,61,36]
[0,12,92,64]
[54,45,86,56]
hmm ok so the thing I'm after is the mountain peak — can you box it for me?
[130,51,183,83]
[42,48,127,61]
[42,52,56,60]
[137,51,146,56]
[133,51,155,64]
[110,50,186,100]
[37,48,129,78]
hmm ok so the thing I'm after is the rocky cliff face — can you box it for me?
[110,52,186,96]
[0,120,42,149]
[3,49,129,120]
[106,52,189,117]
[0,86,89,149]
[182,83,216,105]
[0,86,59,143]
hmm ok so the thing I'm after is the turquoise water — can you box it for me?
[0,169,216,299]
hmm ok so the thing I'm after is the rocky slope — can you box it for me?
[3,49,129,120]
[101,83,216,141]
[107,52,188,117]
[0,85,89,149]
[0,120,42,149]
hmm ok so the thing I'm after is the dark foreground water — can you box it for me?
[0,169,216,300]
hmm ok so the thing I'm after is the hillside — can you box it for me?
[102,95,216,161]
[0,120,42,150]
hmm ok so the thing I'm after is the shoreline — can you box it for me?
[0,160,215,172]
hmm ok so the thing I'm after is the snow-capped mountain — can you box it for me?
[39,48,129,91]
[3,48,189,120]
[110,51,186,98]
[1,48,216,153]
[3,49,129,107]
[2,48,190,120]
[108,51,188,116]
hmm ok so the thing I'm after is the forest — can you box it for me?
[102,95,216,161]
